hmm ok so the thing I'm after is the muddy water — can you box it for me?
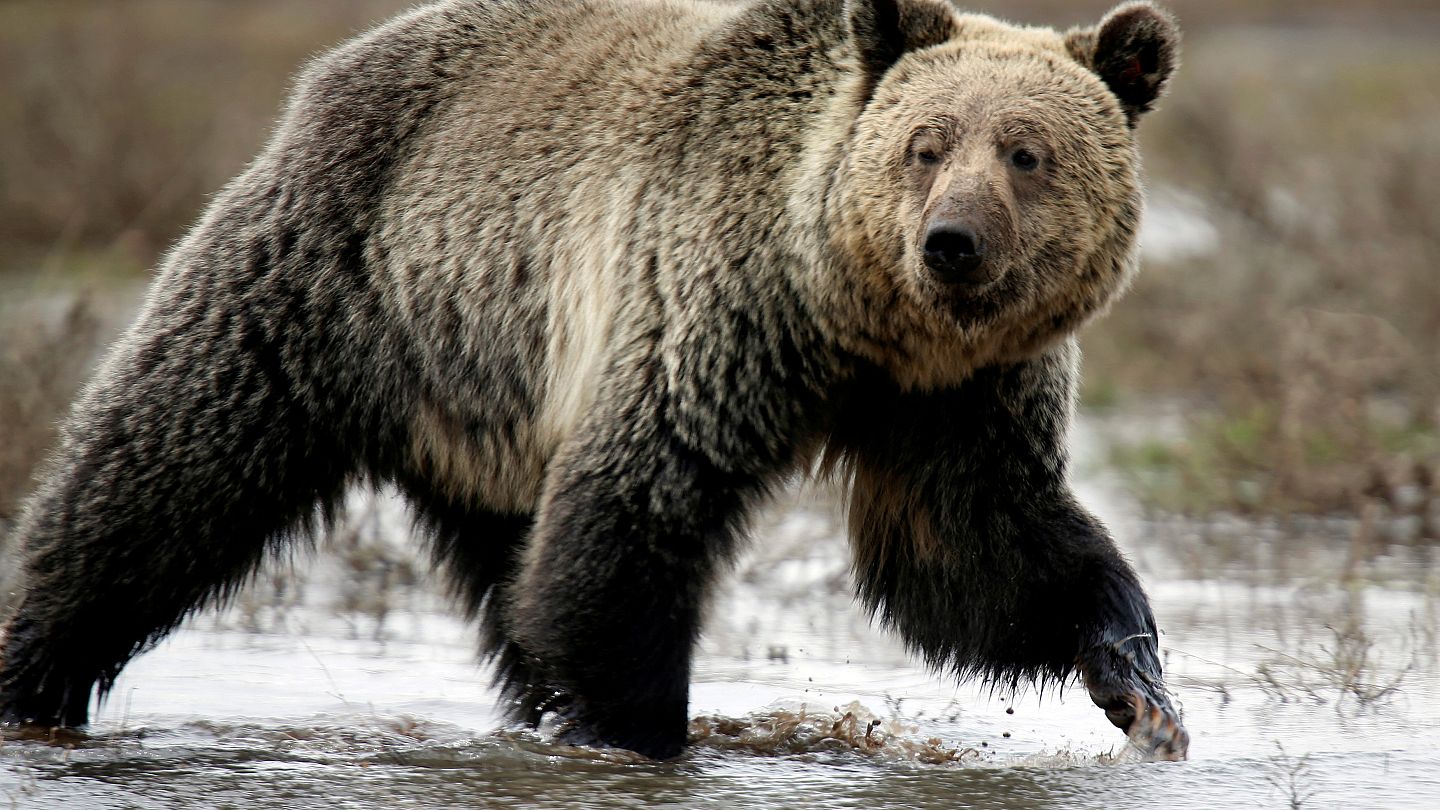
[3,428,1439,809]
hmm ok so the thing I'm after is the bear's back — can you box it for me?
[363,0,756,511]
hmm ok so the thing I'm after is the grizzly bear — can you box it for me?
[0,0,1186,760]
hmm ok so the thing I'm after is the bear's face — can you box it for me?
[825,2,1178,388]
[863,45,1137,327]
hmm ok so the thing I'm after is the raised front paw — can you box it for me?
[1080,639,1189,761]
[1093,688,1188,761]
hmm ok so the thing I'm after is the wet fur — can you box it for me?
[0,0,1178,759]
[827,341,1162,687]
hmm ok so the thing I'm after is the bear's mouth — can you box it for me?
[921,268,1014,326]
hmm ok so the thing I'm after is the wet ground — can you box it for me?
[3,446,1438,809]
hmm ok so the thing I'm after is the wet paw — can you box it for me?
[1111,691,1188,761]
[547,707,685,761]
[1080,638,1189,762]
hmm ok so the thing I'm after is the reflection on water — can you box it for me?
[3,425,1439,809]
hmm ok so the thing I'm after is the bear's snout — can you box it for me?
[922,221,990,287]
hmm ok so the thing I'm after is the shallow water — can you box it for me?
[3,431,1439,809]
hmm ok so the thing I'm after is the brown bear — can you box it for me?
[0,0,1186,761]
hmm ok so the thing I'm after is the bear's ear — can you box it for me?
[1065,2,1180,126]
[846,0,956,79]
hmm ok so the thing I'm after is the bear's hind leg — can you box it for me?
[0,320,352,729]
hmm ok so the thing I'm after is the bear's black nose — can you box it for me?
[922,223,987,285]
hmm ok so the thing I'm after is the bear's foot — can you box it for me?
[0,690,85,732]
[0,685,89,730]
[546,701,687,761]
[552,716,686,761]
[1109,691,1188,761]
[1079,638,1189,761]
[0,631,96,730]
[552,726,681,761]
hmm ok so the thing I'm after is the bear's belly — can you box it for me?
[405,398,552,514]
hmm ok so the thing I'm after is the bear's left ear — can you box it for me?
[1065,2,1180,126]
[846,0,957,79]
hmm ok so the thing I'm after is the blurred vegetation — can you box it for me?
[0,0,1437,550]
[1086,29,1440,542]
[0,0,412,277]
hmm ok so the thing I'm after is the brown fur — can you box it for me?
[807,16,1155,388]
[1,0,1185,760]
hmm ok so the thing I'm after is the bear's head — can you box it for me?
[822,0,1179,388]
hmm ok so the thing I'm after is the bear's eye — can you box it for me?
[1010,149,1040,171]
[914,146,941,166]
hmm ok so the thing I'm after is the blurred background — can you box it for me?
[0,2,1438,806]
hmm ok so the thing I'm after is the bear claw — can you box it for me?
[1080,641,1189,762]
[1118,691,1189,761]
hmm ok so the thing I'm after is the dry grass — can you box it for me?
[1250,596,1416,708]
[1265,742,1318,810]
[0,0,412,275]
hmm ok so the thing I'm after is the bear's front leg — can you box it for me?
[1075,579,1189,761]
[831,339,1188,760]
[503,372,780,759]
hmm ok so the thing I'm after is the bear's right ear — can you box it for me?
[846,0,956,78]
[1066,2,1180,126]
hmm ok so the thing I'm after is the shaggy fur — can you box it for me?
[0,0,1184,760]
